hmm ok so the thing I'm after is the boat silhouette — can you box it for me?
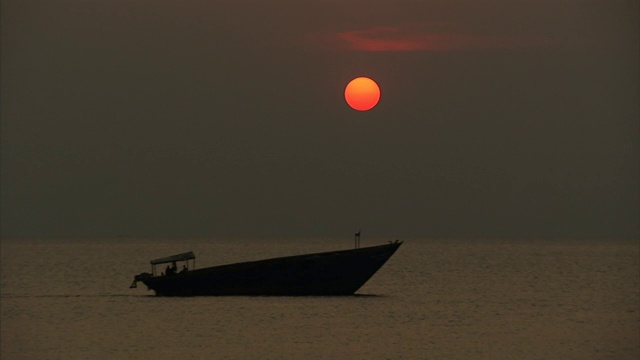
[130,240,402,296]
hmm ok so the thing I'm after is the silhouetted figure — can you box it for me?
[165,263,179,276]
[355,230,361,248]
[165,265,174,276]
[181,264,188,273]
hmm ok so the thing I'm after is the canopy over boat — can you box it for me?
[150,251,195,265]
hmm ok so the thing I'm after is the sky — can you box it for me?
[1,0,638,239]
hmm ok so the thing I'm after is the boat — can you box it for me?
[129,240,403,296]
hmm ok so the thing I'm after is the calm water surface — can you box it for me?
[1,238,638,359]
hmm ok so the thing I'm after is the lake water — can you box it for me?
[1,238,638,359]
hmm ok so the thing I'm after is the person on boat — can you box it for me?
[165,265,174,276]
[181,264,188,273]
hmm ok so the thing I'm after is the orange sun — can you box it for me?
[344,77,380,111]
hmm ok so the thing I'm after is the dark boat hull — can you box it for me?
[140,242,402,296]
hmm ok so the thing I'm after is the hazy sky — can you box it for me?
[2,0,638,239]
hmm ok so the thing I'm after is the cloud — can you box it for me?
[332,23,558,52]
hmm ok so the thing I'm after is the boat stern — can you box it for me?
[129,272,152,289]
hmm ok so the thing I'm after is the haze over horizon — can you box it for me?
[2,0,638,240]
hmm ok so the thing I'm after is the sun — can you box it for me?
[344,77,380,111]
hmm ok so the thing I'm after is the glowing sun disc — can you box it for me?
[344,77,380,111]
